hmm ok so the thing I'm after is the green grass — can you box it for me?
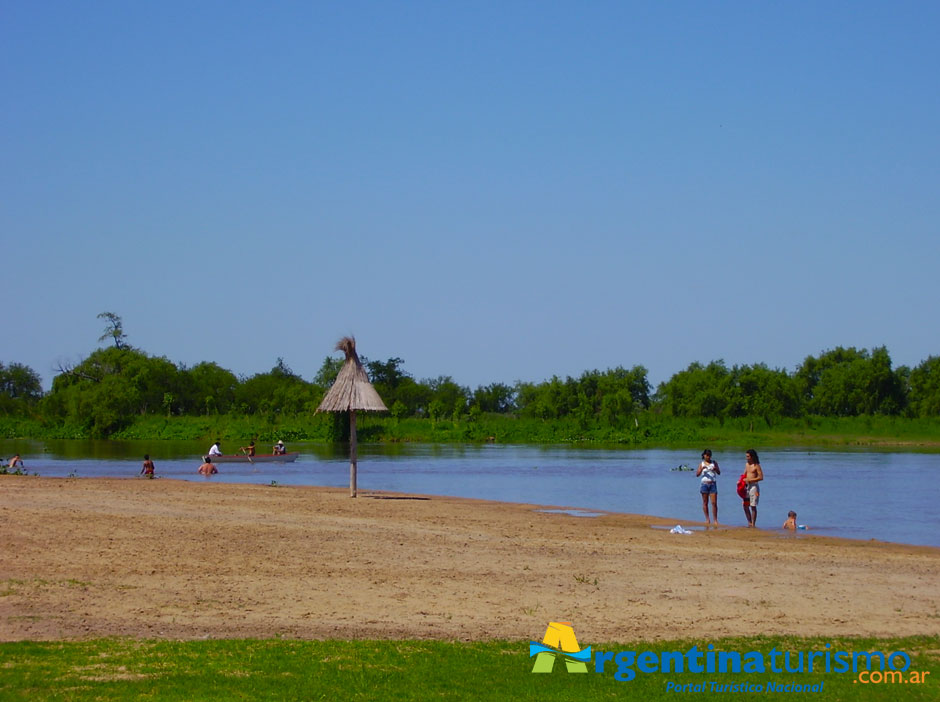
[0,636,937,701]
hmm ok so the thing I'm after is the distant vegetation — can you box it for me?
[2,314,939,444]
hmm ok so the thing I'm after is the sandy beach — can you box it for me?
[2,476,938,643]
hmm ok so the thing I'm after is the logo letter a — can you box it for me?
[531,622,588,673]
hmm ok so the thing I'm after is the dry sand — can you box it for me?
[2,476,938,643]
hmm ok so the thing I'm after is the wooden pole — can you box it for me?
[349,410,358,497]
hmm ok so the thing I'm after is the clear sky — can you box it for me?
[3,1,938,391]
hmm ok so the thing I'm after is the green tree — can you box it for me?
[364,358,432,415]
[313,356,343,388]
[390,400,408,420]
[122,352,182,414]
[428,398,448,422]
[796,346,904,416]
[515,366,650,426]
[393,377,432,417]
[162,392,176,417]
[656,361,731,418]
[471,382,516,414]
[425,376,469,418]
[97,311,128,349]
[366,357,408,387]
[906,356,940,417]
[366,357,409,403]
[593,366,652,424]
[43,347,182,431]
[723,364,801,421]
[516,376,571,419]
[180,362,238,415]
[271,357,299,380]
[234,359,319,417]
[0,361,43,415]
[0,362,42,401]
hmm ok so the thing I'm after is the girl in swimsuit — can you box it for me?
[695,449,720,525]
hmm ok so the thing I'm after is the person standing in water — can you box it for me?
[198,457,217,476]
[695,449,720,525]
[743,449,764,527]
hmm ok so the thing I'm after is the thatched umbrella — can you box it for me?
[316,337,387,497]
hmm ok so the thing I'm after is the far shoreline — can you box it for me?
[4,412,940,453]
[4,436,940,452]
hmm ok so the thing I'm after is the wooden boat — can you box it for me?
[204,452,299,464]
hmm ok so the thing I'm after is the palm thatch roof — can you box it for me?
[316,337,388,413]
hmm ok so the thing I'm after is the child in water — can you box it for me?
[783,511,808,530]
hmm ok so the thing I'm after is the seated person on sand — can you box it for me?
[783,511,797,530]
[198,458,218,476]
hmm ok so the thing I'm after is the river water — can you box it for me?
[3,440,938,548]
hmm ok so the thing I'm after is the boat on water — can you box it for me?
[204,452,299,464]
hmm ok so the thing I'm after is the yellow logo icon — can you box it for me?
[530,622,591,673]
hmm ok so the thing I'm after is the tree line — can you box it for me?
[0,313,938,436]
[2,340,939,438]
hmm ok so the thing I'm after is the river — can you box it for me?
[2,440,938,548]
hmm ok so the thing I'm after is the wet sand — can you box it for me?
[2,476,938,642]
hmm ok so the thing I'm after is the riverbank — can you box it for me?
[2,477,938,642]
[4,414,940,450]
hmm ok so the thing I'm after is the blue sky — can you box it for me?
[3,1,938,391]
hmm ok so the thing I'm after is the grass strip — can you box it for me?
[0,635,937,701]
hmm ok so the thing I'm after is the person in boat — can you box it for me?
[207,439,223,459]
[240,441,256,457]
[273,440,286,455]
[140,454,156,478]
[198,457,217,476]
